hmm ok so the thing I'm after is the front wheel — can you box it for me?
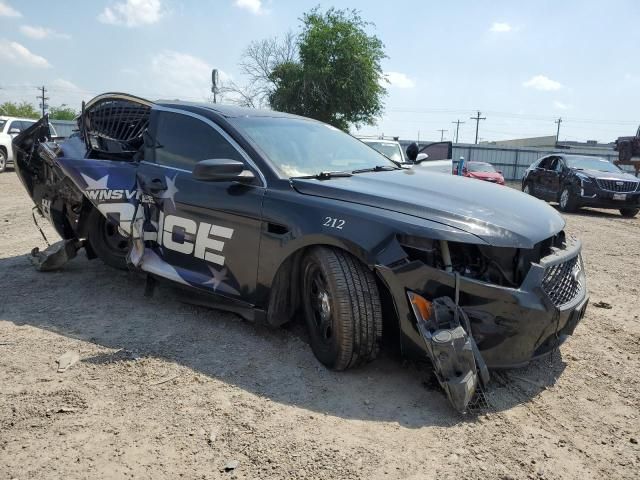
[522,182,533,196]
[0,149,7,173]
[301,247,383,371]
[559,187,578,212]
[87,208,129,270]
[620,208,639,218]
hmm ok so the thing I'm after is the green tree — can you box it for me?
[0,101,40,119]
[268,7,387,130]
[49,105,78,120]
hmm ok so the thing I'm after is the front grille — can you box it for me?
[595,179,638,193]
[541,255,584,307]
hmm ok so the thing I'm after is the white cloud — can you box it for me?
[553,100,571,110]
[382,71,416,89]
[98,0,163,27]
[523,75,563,91]
[150,50,230,100]
[490,22,512,33]
[20,25,71,40]
[0,1,21,17]
[0,40,50,68]
[234,0,264,15]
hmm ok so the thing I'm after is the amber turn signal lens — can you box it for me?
[409,292,432,320]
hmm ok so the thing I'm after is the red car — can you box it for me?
[460,161,505,185]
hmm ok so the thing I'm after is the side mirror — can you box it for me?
[415,153,429,163]
[192,159,254,182]
[497,170,503,175]
[8,128,20,135]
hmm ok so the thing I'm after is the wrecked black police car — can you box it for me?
[13,93,588,412]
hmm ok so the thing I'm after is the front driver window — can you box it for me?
[153,112,244,171]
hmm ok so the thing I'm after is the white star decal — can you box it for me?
[203,266,240,296]
[159,175,179,210]
[81,173,109,190]
[203,266,228,291]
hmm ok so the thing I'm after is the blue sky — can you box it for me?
[1,0,639,143]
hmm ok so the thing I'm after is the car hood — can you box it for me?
[292,169,565,248]
[573,168,638,181]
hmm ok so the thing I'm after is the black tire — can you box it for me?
[620,208,639,218]
[559,186,578,212]
[522,182,533,196]
[301,246,382,371]
[0,149,7,173]
[87,208,128,270]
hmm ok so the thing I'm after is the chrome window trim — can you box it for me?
[151,105,267,187]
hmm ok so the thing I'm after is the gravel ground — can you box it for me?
[1,172,639,480]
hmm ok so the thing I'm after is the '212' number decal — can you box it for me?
[323,216,345,229]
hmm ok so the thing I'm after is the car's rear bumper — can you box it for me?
[376,239,588,369]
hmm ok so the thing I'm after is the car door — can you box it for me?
[534,156,554,199]
[547,156,565,199]
[137,108,266,305]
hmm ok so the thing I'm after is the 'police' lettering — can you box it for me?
[163,215,197,255]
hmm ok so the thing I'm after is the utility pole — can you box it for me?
[451,119,465,143]
[36,86,49,118]
[555,117,563,143]
[437,129,447,141]
[211,69,219,104]
[470,111,486,144]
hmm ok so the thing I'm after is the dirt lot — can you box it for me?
[1,172,639,480]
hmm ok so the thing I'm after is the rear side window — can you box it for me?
[0,120,6,131]
[152,112,243,171]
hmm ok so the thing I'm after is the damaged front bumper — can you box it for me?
[378,237,589,371]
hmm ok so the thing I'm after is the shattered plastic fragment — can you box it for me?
[410,294,489,413]
[30,239,82,271]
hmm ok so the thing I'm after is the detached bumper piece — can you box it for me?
[409,293,490,413]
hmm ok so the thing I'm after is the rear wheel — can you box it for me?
[0,149,7,173]
[301,247,382,371]
[87,208,128,270]
[620,208,639,218]
[559,187,578,212]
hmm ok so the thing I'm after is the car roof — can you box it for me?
[0,116,37,122]
[156,100,307,120]
[360,138,399,144]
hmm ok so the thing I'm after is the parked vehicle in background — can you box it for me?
[0,116,57,172]
[359,137,405,163]
[407,141,453,175]
[614,125,640,176]
[457,161,505,185]
[522,154,640,217]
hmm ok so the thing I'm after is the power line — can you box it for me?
[451,119,465,143]
[437,129,447,141]
[470,111,486,144]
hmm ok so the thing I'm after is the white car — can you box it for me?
[359,137,452,174]
[0,116,57,172]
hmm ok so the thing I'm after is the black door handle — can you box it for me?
[138,174,167,195]
[147,178,167,194]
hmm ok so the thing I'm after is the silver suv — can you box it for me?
[0,116,57,172]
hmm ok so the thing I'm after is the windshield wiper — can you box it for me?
[294,170,353,180]
[352,165,399,174]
